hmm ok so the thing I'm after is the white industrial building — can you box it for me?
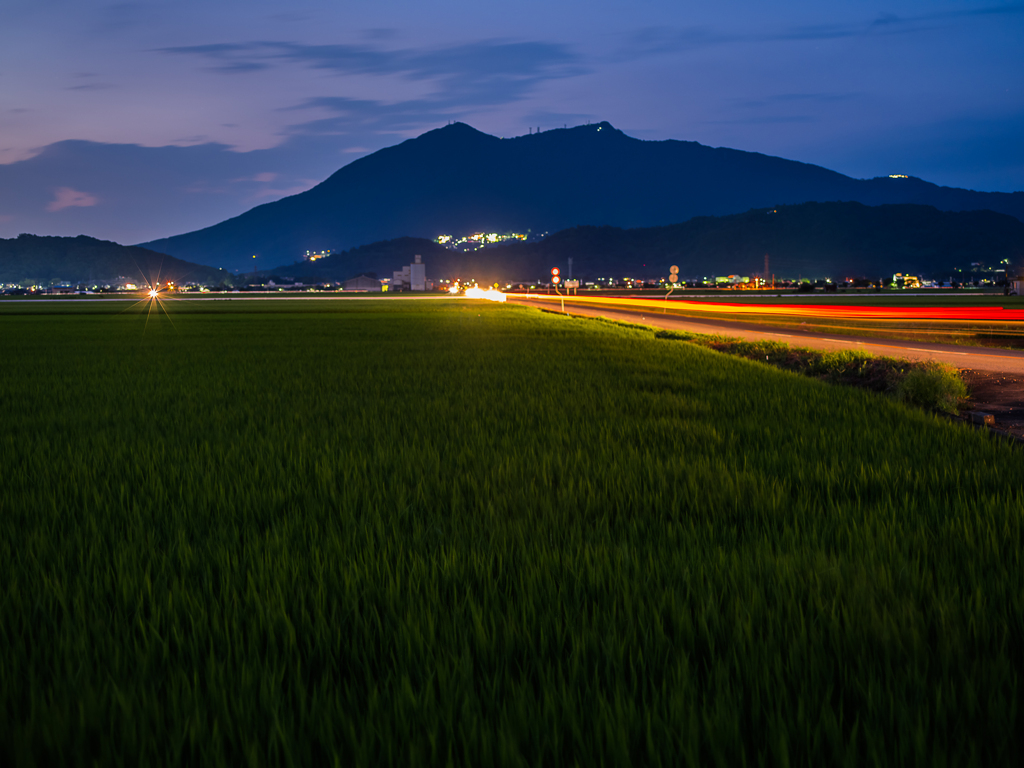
[393,254,428,291]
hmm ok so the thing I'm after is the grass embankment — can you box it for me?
[653,328,968,413]
[1,299,1022,766]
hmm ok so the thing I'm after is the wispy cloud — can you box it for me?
[161,38,582,82]
[47,186,98,212]
[284,96,448,134]
[0,134,373,245]
[161,38,585,137]
[621,4,1024,59]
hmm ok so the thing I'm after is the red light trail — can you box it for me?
[507,294,1024,323]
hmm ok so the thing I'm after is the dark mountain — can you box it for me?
[281,202,1024,284]
[139,122,1024,273]
[0,234,231,285]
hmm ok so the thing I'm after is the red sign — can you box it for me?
[551,267,560,276]
[551,275,561,284]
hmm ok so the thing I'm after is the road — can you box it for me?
[507,294,1024,375]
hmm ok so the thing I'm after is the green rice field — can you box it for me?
[1,297,1022,766]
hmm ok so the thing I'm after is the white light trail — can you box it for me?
[464,287,507,302]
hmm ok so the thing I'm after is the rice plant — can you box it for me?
[0,299,1021,766]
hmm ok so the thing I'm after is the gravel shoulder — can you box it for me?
[960,370,1024,439]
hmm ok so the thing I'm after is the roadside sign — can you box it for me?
[669,265,679,274]
[551,275,561,284]
[564,279,580,288]
[669,274,679,283]
[551,267,560,276]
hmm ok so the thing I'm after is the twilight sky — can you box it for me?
[1,0,1022,245]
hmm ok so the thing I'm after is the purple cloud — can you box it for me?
[47,187,99,212]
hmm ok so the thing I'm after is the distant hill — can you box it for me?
[140,121,1024,272]
[279,202,1024,284]
[486,202,1024,282]
[271,237,451,282]
[0,234,231,285]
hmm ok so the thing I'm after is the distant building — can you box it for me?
[410,254,426,291]
[893,273,921,289]
[344,274,381,291]
[393,265,411,289]
[393,254,429,291]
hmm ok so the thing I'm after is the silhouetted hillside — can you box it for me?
[0,234,231,285]
[485,202,1024,281]
[271,238,450,282]
[280,203,1024,284]
[139,122,1024,272]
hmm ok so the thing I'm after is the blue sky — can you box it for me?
[1,0,1021,245]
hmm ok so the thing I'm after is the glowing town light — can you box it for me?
[149,288,159,298]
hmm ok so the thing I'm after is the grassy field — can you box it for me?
[1,298,1022,766]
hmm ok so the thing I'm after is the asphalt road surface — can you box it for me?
[508,295,1024,376]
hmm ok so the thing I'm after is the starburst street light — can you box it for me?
[122,275,178,334]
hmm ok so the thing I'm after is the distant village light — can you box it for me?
[435,232,530,251]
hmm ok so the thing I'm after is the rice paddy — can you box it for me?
[1,298,1022,766]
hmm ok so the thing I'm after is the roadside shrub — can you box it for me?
[892,360,968,413]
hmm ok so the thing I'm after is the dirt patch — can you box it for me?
[961,370,1024,438]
